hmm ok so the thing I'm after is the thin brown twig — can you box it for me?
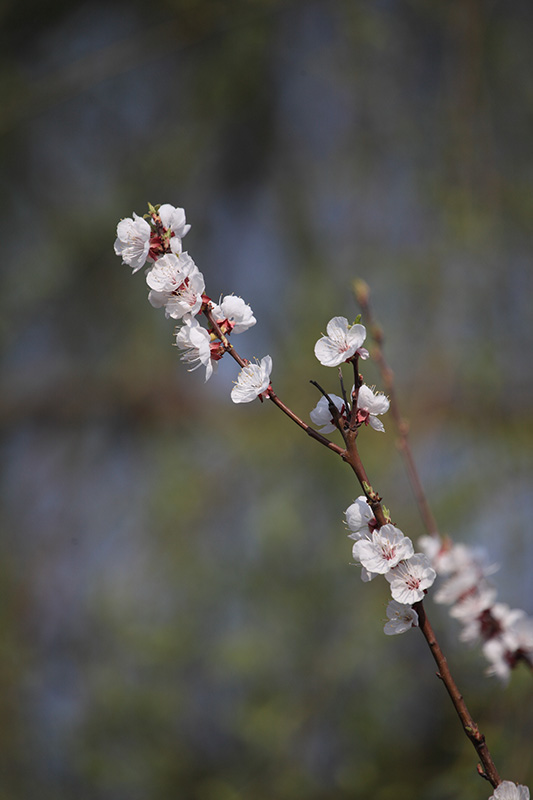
[415,600,501,786]
[353,280,440,537]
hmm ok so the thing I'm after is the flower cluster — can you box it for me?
[419,535,533,682]
[114,203,270,398]
[310,316,390,433]
[345,496,436,634]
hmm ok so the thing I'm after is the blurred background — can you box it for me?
[1,1,533,798]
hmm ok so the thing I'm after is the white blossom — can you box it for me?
[158,203,191,249]
[353,524,414,575]
[345,496,376,540]
[147,253,205,319]
[310,394,345,434]
[360,567,377,583]
[212,295,256,334]
[461,603,526,647]
[432,543,499,606]
[114,213,151,272]
[384,600,419,635]
[489,780,530,800]
[231,356,272,404]
[449,586,497,623]
[355,384,390,432]
[175,317,213,381]
[146,252,190,292]
[434,567,484,606]
[314,316,369,367]
[385,554,436,604]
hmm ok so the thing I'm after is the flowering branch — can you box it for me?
[114,202,531,798]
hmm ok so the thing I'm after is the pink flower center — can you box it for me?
[216,317,235,336]
[355,408,370,426]
[210,342,225,361]
[148,222,175,260]
[172,277,190,296]
[382,543,396,561]
[479,609,503,640]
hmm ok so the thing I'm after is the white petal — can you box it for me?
[356,384,374,408]
[367,393,390,415]
[309,395,344,433]
[260,355,273,377]
[490,781,531,800]
[344,323,367,350]
[314,338,346,367]
[325,316,350,338]
[170,237,183,255]
[159,204,190,237]
[345,497,374,538]
[368,415,385,433]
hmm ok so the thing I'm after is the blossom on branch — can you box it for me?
[314,316,369,367]
[345,496,377,539]
[143,204,191,260]
[310,394,345,434]
[158,203,191,251]
[147,253,205,319]
[385,554,436,604]
[355,384,390,432]
[460,603,526,646]
[384,600,419,635]
[212,295,256,334]
[114,213,151,272]
[231,356,272,404]
[488,781,530,800]
[175,317,214,381]
[448,587,497,624]
[352,524,414,575]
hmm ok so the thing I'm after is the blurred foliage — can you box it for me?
[1,0,533,798]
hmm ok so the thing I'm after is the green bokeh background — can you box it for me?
[1,1,532,798]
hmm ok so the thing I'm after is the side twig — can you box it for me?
[353,280,440,537]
